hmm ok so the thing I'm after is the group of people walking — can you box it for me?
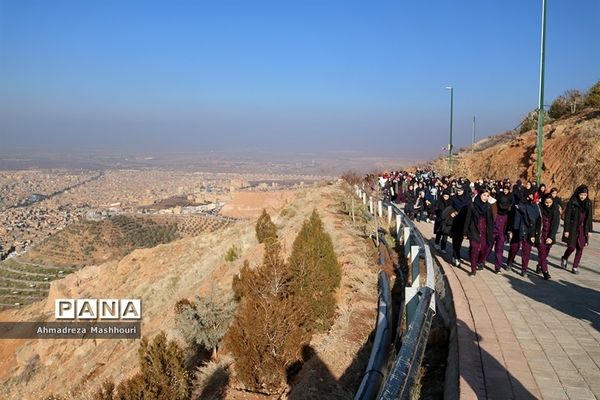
[377,170,594,279]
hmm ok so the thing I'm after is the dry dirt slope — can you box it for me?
[431,108,600,217]
[0,184,378,400]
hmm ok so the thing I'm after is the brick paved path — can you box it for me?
[414,220,600,400]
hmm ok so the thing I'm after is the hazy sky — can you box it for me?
[1,0,599,159]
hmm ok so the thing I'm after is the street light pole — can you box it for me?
[472,116,476,155]
[536,0,547,185]
[445,86,454,170]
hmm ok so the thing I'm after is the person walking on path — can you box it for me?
[464,189,494,276]
[507,194,540,276]
[535,193,560,280]
[561,185,593,274]
[451,185,472,267]
[404,184,417,219]
[550,187,563,215]
[433,191,452,253]
[490,185,512,272]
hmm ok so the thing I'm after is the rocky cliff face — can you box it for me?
[432,109,600,217]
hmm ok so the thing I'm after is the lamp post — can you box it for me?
[445,86,454,170]
[536,0,547,185]
[472,116,476,154]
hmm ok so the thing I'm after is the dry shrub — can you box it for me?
[340,171,362,186]
[225,242,311,394]
[92,380,115,400]
[91,332,190,400]
[224,245,240,262]
[193,356,233,399]
[225,211,342,394]
[255,209,277,244]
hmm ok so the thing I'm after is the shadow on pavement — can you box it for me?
[505,275,600,332]
[457,319,538,400]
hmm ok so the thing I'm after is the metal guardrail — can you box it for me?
[352,186,436,400]
[354,270,393,400]
[378,287,435,400]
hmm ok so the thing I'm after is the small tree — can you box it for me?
[340,170,362,186]
[584,80,600,107]
[224,245,240,262]
[548,96,570,119]
[174,294,235,359]
[107,332,190,400]
[225,242,310,393]
[287,210,341,333]
[564,89,584,113]
[255,209,277,244]
[138,332,190,400]
[519,110,538,133]
[549,89,584,119]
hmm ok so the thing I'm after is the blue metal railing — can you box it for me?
[352,186,436,400]
[354,271,393,400]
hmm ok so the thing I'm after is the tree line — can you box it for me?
[520,80,600,133]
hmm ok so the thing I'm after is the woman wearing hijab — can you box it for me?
[414,190,427,221]
[561,185,593,274]
[511,179,526,205]
[490,185,513,272]
[507,193,540,276]
[535,183,547,204]
[450,185,472,267]
[549,187,562,215]
[464,189,494,276]
[404,184,417,218]
[433,191,452,253]
[536,194,560,280]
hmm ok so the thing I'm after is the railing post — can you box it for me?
[387,205,392,225]
[369,197,374,214]
[396,214,402,235]
[378,200,383,217]
[405,287,419,327]
[362,192,367,205]
[410,245,420,286]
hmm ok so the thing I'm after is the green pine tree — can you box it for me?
[288,210,341,332]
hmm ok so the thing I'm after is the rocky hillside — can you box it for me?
[431,108,600,217]
[0,184,379,400]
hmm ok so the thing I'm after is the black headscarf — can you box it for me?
[496,190,513,215]
[473,192,490,216]
[571,185,590,209]
[437,191,452,210]
[540,193,554,218]
[452,186,471,211]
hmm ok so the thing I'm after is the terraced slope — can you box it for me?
[21,215,179,268]
[0,259,76,311]
[4,214,237,312]
[174,214,236,236]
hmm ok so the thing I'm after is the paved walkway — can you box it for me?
[414,220,600,400]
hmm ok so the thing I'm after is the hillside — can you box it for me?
[431,108,600,217]
[0,184,379,400]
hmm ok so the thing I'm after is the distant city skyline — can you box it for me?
[1,0,599,159]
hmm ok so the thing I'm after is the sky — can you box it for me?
[1,0,599,159]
